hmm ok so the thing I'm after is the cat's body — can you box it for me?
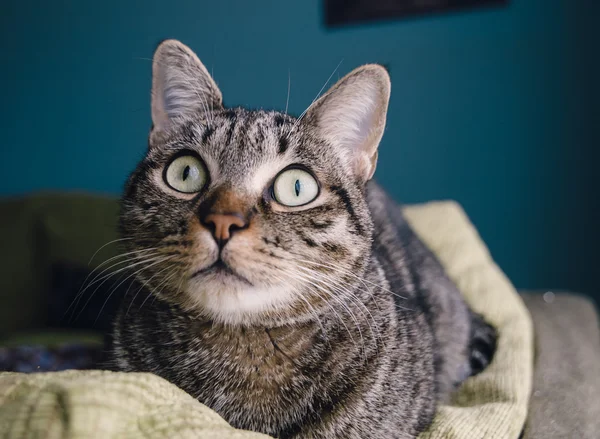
[106,40,496,439]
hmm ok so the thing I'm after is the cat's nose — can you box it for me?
[202,213,248,244]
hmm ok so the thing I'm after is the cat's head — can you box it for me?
[120,40,390,325]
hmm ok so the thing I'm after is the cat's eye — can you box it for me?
[164,155,208,193]
[272,168,319,207]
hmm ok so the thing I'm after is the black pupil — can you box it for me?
[295,179,301,196]
[182,165,190,181]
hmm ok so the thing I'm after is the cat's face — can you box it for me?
[120,40,390,325]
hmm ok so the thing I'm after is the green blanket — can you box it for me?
[0,201,533,439]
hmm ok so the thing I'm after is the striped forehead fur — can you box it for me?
[121,103,376,325]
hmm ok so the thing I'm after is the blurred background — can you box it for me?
[0,0,599,346]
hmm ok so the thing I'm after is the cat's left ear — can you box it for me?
[303,65,390,182]
[150,39,223,143]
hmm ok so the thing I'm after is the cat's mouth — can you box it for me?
[191,258,253,286]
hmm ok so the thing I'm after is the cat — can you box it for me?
[105,39,497,439]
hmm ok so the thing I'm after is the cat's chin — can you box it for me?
[183,274,300,326]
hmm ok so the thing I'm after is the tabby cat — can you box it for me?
[106,40,497,439]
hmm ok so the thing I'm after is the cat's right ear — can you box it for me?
[302,64,391,183]
[150,40,223,145]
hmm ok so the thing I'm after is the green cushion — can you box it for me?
[0,201,533,439]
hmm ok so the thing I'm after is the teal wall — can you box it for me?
[1,1,598,296]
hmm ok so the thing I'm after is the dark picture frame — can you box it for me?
[325,0,508,27]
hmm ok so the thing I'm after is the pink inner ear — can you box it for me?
[305,67,389,180]
[329,86,379,153]
[355,103,375,149]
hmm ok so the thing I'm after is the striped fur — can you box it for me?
[107,40,496,439]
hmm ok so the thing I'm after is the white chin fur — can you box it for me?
[184,276,298,325]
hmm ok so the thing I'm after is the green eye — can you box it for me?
[273,168,319,207]
[164,155,208,193]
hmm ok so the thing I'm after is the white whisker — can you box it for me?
[64,249,162,319]
[280,268,362,353]
[287,59,344,137]
[67,251,163,316]
[285,69,291,115]
[295,268,372,360]
[71,255,171,323]
[87,238,133,266]
[272,273,329,346]
[80,248,159,292]
[298,258,410,306]
[136,264,180,313]
[297,265,382,355]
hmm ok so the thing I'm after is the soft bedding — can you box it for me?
[0,201,533,439]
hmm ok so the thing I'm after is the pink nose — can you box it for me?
[202,213,247,242]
